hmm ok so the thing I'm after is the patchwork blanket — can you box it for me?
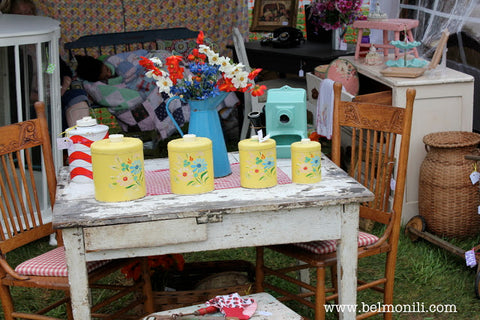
[82,50,238,139]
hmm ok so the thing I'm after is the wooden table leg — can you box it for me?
[337,203,359,320]
[63,227,92,320]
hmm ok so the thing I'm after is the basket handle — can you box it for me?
[465,154,480,161]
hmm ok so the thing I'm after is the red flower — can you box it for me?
[152,68,163,77]
[139,56,155,69]
[197,31,205,45]
[249,84,267,97]
[217,77,237,92]
[248,68,262,80]
[166,55,183,71]
[140,56,163,76]
[188,49,207,63]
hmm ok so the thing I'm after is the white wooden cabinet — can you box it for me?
[340,56,474,223]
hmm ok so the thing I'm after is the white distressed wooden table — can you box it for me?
[53,153,374,320]
[142,292,302,319]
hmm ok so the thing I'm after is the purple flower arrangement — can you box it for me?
[310,0,364,30]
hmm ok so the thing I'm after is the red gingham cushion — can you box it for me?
[15,246,109,277]
[294,232,379,254]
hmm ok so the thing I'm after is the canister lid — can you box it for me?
[238,135,276,151]
[67,116,109,137]
[76,116,97,127]
[291,138,321,151]
[91,134,143,154]
[167,134,212,152]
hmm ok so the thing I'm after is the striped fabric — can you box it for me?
[294,231,379,254]
[15,246,109,277]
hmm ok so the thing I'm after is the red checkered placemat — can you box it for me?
[146,163,291,195]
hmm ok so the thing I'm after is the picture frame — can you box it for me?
[250,0,299,32]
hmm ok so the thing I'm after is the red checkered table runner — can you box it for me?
[146,163,291,195]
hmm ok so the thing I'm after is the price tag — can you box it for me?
[470,171,480,184]
[298,69,304,77]
[465,249,477,267]
[57,137,72,150]
[390,178,396,191]
[45,63,56,74]
[257,130,270,143]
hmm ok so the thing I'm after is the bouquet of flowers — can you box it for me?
[139,31,266,101]
[309,0,364,31]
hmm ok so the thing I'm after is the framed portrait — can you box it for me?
[250,0,299,32]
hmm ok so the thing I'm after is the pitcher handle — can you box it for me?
[165,96,185,137]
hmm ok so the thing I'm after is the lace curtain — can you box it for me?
[400,0,480,57]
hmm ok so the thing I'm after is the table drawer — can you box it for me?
[83,218,207,251]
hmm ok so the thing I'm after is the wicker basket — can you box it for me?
[152,260,254,311]
[419,131,480,238]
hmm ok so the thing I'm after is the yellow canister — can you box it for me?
[238,136,277,188]
[291,138,322,184]
[91,134,146,202]
[167,134,214,195]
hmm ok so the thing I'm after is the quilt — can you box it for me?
[82,50,238,140]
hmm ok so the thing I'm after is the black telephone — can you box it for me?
[261,27,305,48]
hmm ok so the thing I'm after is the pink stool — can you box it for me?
[352,18,419,60]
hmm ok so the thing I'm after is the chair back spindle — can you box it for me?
[0,101,56,253]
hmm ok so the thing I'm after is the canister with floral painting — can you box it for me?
[238,135,277,188]
[167,134,214,195]
[291,138,322,184]
[91,134,145,202]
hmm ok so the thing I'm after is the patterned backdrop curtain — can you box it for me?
[35,0,248,58]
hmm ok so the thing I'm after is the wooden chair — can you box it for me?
[255,82,416,320]
[0,102,154,320]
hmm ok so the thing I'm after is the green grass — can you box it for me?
[187,225,480,320]
[4,120,480,318]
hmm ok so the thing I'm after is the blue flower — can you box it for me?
[311,156,321,167]
[262,157,275,169]
[129,160,142,175]
[191,158,208,173]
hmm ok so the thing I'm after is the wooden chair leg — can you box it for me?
[330,265,338,304]
[140,258,155,314]
[315,266,326,320]
[383,251,398,320]
[255,247,265,292]
[65,291,74,320]
[0,284,14,320]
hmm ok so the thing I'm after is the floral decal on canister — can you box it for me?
[110,154,144,190]
[245,152,276,182]
[173,153,211,187]
[294,153,321,181]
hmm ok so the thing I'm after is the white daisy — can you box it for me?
[218,57,233,72]
[231,71,249,88]
[150,57,163,66]
[156,77,173,93]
